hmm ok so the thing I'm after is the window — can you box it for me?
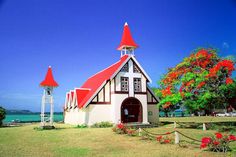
[133,64,140,73]
[134,78,141,92]
[121,63,129,72]
[121,77,129,92]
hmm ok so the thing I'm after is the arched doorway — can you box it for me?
[121,97,142,123]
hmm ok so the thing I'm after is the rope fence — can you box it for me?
[137,127,202,145]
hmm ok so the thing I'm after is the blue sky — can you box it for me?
[0,0,235,112]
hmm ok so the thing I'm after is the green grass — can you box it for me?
[160,116,236,123]
[0,123,235,157]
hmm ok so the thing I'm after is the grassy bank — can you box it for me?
[160,116,236,123]
[0,123,235,157]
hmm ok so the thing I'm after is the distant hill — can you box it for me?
[6,110,33,114]
[6,109,62,115]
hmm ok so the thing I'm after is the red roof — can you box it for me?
[40,66,59,87]
[70,91,74,106]
[65,93,70,108]
[76,55,129,108]
[75,88,90,108]
[117,22,138,50]
[67,93,71,107]
[71,91,74,101]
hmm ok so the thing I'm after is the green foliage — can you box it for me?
[0,106,6,126]
[91,121,113,128]
[76,124,88,128]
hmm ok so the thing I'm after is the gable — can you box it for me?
[65,54,153,109]
[147,86,159,104]
[75,55,129,108]
[111,56,152,83]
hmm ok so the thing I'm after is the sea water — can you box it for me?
[3,113,63,123]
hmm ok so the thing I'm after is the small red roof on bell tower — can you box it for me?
[117,22,138,50]
[40,66,59,87]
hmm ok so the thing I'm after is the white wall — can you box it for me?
[111,93,129,124]
[64,105,113,126]
[86,105,112,125]
[147,105,159,124]
[64,108,87,125]
[134,94,149,124]
[111,93,149,124]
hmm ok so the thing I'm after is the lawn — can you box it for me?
[0,123,236,157]
[160,116,236,123]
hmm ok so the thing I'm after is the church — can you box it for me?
[64,23,159,125]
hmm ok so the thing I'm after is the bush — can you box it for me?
[112,123,127,134]
[200,132,236,152]
[0,106,6,126]
[76,124,88,128]
[91,121,113,128]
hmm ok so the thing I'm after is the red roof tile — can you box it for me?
[117,23,138,50]
[40,66,59,87]
[77,55,129,108]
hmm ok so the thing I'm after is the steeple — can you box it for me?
[40,66,59,87]
[39,66,58,128]
[117,22,138,57]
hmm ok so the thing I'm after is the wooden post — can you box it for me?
[203,123,206,131]
[138,128,142,136]
[175,131,180,144]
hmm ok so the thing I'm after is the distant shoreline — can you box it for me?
[3,113,64,123]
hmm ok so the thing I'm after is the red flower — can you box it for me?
[213,141,220,145]
[117,123,124,129]
[164,139,170,143]
[162,86,172,97]
[229,135,236,141]
[215,133,223,139]
[200,143,207,149]
[165,132,171,135]
[186,80,194,87]
[207,60,234,78]
[196,49,208,58]
[163,102,171,109]
[202,137,212,144]
[197,81,206,89]
[156,136,162,141]
[226,78,233,85]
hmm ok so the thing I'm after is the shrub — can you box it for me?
[200,132,236,152]
[112,123,126,134]
[0,106,6,126]
[91,121,113,128]
[76,124,88,128]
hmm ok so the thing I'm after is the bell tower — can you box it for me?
[40,66,59,128]
[117,22,138,57]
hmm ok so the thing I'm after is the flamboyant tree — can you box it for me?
[156,48,236,115]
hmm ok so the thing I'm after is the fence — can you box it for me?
[138,127,201,145]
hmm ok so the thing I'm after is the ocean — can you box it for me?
[3,113,64,123]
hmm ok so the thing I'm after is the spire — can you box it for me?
[40,66,59,87]
[117,22,138,51]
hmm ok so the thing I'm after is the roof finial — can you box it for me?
[117,22,138,56]
[49,65,51,68]
[40,66,59,87]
